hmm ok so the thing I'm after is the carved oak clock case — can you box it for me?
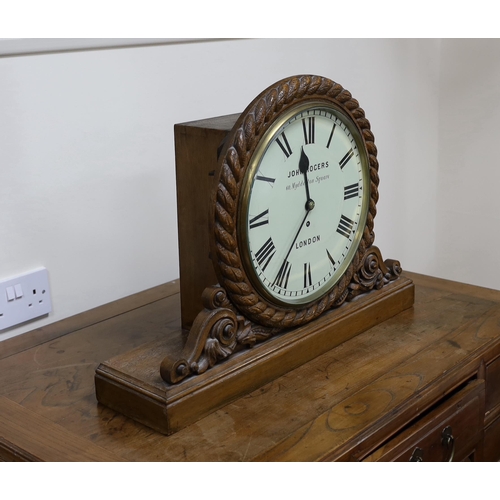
[95,75,414,435]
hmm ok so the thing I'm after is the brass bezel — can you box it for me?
[238,100,371,308]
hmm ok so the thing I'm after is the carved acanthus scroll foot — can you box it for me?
[347,245,402,300]
[160,285,277,384]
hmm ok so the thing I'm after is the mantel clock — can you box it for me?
[96,75,414,435]
[160,75,407,384]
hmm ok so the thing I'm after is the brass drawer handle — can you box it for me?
[441,425,455,462]
[409,447,423,462]
[409,426,456,462]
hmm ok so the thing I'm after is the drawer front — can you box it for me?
[484,415,500,461]
[486,356,500,413]
[364,379,485,462]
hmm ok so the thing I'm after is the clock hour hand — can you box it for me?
[299,146,313,208]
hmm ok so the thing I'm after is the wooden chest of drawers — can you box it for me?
[1,271,500,462]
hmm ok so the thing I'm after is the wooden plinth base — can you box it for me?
[95,275,414,435]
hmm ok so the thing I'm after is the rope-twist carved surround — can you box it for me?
[211,75,380,329]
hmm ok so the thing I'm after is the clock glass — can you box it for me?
[240,102,370,307]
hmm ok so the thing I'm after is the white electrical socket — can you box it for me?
[0,268,52,331]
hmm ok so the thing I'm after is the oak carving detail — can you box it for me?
[160,246,401,384]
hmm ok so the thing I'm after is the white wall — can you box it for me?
[436,39,500,290]
[1,37,486,342]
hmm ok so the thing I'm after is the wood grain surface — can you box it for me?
[96,275,414,435]
[1,271,500,461]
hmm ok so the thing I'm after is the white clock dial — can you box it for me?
[241,103,370,306]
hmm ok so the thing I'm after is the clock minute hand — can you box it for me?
[272,203,312,287]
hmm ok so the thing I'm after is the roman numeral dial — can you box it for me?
[344,183,359,200]
[249,209,269,229]
[244,104,369,307]
[273,260,292,289]
[339,148,354,169]
[256,175,275,184]
[337,214,355,239]
[254,237,275,271]
[276,132,293,158]
[303,263,312,288]
[302,117,315,144]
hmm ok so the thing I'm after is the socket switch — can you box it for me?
[0,268,52,331]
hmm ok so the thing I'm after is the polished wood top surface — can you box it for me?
[1,272,499,461]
